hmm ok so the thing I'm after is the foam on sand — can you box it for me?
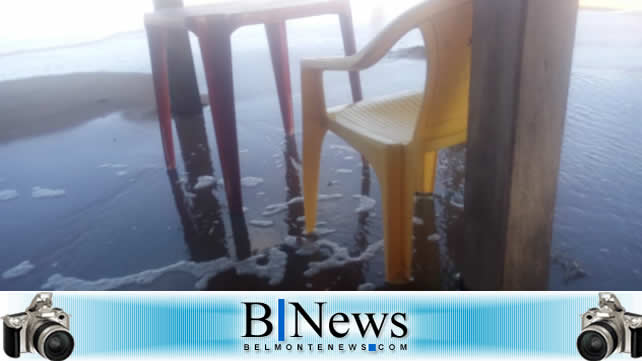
[42,248,289,290]
[249,220,274,228]
[235,248,288,286]
[290,157,302,172]
[241,177,264,187]
[0,189,19,201]
[98,163,128,169]
[449,198,464,209]
[194,175,216,190]
[262,194,343,217]
[220,177,265,188]
[43,258,234,291]
[304,239,384,277]
[2,260,35,279]
[312,227,336,236]
[262,203,289,216]
[358,282,376,291]
[353,194,376,213]
[428,233,441,241]
[32,186,65,199]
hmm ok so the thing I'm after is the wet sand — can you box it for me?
[0,28,464,291]
[0,8,641,291]
[0,72,157,143]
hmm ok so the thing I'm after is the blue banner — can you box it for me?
[1,292,619,360]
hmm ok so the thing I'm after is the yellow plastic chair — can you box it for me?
[301,0,472,284]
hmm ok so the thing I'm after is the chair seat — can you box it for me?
[327,91,422,145]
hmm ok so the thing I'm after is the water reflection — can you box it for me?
[412,194,441,290]
[166,113,377,290]
[431,146,467,290]
[163,107,469,290]
[282,134,304,237]
[352,163,372,255]
[167,170,227,262]
[200,137,368,290]
[169,112,251,263]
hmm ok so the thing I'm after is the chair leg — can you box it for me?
[421,151,439,193]
[195,22,244,215]
[376,151,414,283]
[265,21,295,137]
[302,117,327,234]
[146,25,175,170]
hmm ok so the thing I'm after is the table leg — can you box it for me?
[195,22,244,215]
[146,25,176,170]
[339,12,368,168]
[266,21,295,137]
[339,12,363,103]
[153,0,202,116]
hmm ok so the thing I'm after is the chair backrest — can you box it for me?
[414,0,473,144]
[359,0,472,145]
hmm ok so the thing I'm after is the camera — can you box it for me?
[3,293,74,361]
[578,292,642,360]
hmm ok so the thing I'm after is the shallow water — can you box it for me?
[0,9,641,290]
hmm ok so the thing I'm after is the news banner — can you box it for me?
[2,291,637,360]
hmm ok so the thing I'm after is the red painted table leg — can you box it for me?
[194,21,244,215]
[146,25,176,170]
[266,21,295,137]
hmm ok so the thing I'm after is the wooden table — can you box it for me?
[145,0,362,215]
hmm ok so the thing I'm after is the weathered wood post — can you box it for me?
[153,0,202,115]
[460,0,579,289]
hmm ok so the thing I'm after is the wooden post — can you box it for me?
[460,0,579,290]
[153,0,202,115]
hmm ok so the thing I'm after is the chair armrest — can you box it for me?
[301,0,469,117]
[301,21,407,73]
[301,0,463,72]
[301,24,407,72]
[300,1,422,118]
[300,1,426,116]
[299,2,423,114]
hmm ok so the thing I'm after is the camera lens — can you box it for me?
[43,331,74,361]
[33,322,74,361]
[577,321,619,361]
[578,331,608,360]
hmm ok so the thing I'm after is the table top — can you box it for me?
[145,0,349,30]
